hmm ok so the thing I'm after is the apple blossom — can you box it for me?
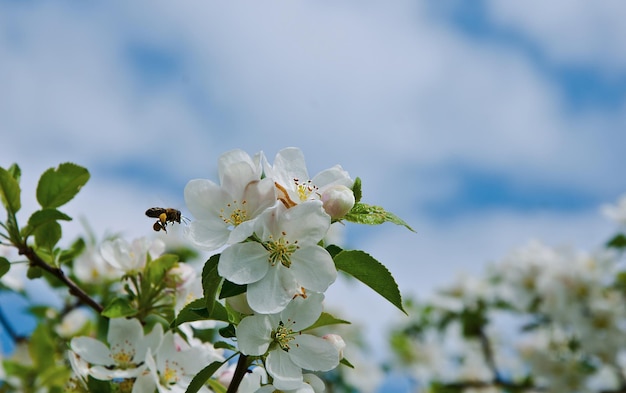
[184,149,276,251]
[70,318,163,380]
[100,237,165,274]
[236,293,340,390]
[264,147,353,212]
[320,184,355,219]
[219,200,337,313]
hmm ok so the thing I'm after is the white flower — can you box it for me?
[100,237,165,273]
[264,147,353,212]
[55,308,90,338]
[236,293,340,390]
[256,374,326,393]
[185,149,276,251]
[70,318,163,380]
[219,201,337,314]
[74,243,122,282]
[134,331,223,393]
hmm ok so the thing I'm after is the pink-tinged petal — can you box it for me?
[280,201,329,245]
[219,242,269,285]
[185,220,229,251]
[184,179,228,219]
[281,293,324,332]
[289,334,339,372]
[247,267,298,314]
[266,348,303,390]
[236,315,273,356]
[290,246,337,292]
[70,337,112,365]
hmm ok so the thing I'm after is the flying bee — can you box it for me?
[145,207,185,233]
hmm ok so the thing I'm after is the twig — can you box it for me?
[226,354,250,393]
[18,246,104,314]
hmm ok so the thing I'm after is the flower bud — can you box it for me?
[321,185,355,219]
[323,333,346,359]
[165,263,195,289]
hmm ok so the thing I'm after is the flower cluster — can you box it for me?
[390,194,626,393]
[184,147,355,389]
[0,150,408,392]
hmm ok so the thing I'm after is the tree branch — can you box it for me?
[18,245,104,314]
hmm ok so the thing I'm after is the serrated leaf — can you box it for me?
[334,250,406,315]
[202,254,222,314]
[0,257,10,278]
[102,297,137,318]
[219,279,246,299]
[344,202,415,232]
[307,312,351,331]
[36,163,89,209]
[0,166,21,213]
[185,361,226,393]
[24,208,72,238]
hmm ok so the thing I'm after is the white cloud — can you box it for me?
[485,0,626,71]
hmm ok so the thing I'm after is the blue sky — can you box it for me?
[1,1,626,390]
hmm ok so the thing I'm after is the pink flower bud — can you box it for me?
[323,333,346,359]
[321,185,355,219]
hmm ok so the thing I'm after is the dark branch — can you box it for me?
[18,246,104,314]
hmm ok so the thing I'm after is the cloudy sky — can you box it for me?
[2,0,626,371]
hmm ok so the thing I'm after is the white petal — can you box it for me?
[138,322,163,360]
[303,373,326,393]
[311,165,352,190]
[100,239,132,271]
[218,149,262,189]
[108,318,143,352]
[243,178,278,217]
[70,337,112,366]
[270,148,309,187]
[185,220,229,251]
[219,242,269,284]
[266,349,303,390]
[236,315,273,356]
[280,201,329,246]
[289,334,339,372]
[290,247,337,292]
[247,267,298,314]
[221,161,260,197]
[184,179,227,219]
[281,293,324,332]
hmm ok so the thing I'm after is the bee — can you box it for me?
[145,207,183,233]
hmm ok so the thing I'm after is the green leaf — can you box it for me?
[344,202,415,232]
[36,163,89,209]
[307,312,351,331]
[102,297,137,318]
[29,324,55,369]
[0,166,21,213]
[0,257,10,278]
[219,324,236,338]
[147,254,179,283]
[325,244,343,259]
[340,357,355,369]
[23,208,72,238]
[172,299,229,327]
[607,233,626,249]
[352,177,362,204]
[219,279,246,299]
[185,360,226,393]
[34,220,62,251]
[202,254,222,314]
[7,163,21,183]
[334,250,406,315]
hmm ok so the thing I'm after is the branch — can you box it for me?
[226,354,250,393]
[18,246,104,314]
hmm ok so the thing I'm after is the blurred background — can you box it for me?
[1,0,625,383]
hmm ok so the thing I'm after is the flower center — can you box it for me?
[111,342,136,369]
[161,360,182,386]
[265,234,299,268]
[272,320,296,351]
[220,200,248,226]
[294,178,318,202]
